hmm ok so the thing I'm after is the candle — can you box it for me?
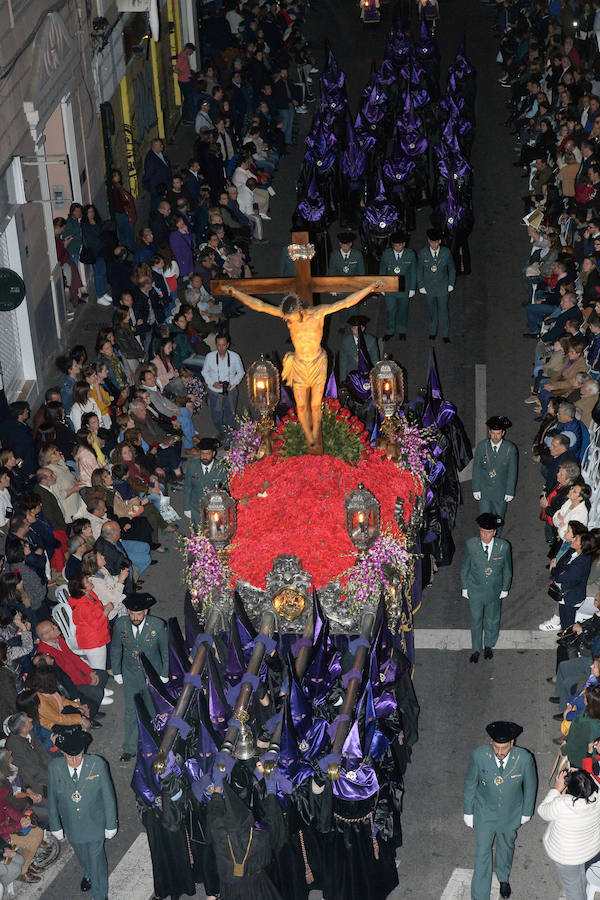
[255,379,266,403]
[357,511,366,534]
[382,380,392,401]
[212,511,224,536]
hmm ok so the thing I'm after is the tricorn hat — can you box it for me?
[486,721,522,743]
[347,315,370,327]
[426,228,443,242]
[486,416,512,431]
[197,437,220,452]
[390,230,408,245]
[337,231,356,243]
[53,724,93,756]
[123,592,156,612]
[475,513,504,530]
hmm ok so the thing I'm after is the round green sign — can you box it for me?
[0,268,25,312]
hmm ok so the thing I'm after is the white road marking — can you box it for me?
[459,363,486,483]
[108,832,155,898]
[415,629,557,651]
[440,868,500,900]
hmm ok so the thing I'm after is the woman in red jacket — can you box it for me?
[0,784,44,883]
[67,572,112,670]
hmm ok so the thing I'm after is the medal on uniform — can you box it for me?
[132,650,139,659]
[343,265,349,273]
[431,264,438,272]
[72,788,82,802]
[485,567,493,576]
[489,469,496,478]
[394,266,400,274]
[494,775,503,786]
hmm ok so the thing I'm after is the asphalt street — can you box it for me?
[25,0,571,898]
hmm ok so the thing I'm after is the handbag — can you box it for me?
[548,582,564,603]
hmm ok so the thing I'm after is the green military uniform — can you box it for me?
[379,246,417,336]
[461,535,512,653]
[184,457,229,527]
[416,243,456,338]
[112,613,169,754]
[339,331,380,382]
[464,742,537,900]
[328,245,366,328]
[49,752,117,900]
[473,438,518,526]
[279,245,295,276]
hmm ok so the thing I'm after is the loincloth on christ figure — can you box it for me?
[282,348,327,389]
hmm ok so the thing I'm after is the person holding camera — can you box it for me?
[201,333,245,440]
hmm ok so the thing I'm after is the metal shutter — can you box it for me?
[0,230,25,400]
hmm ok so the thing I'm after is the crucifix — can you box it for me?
[210,231,403,454]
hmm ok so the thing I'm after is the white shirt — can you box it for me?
[201,349,245,394]
[132,618,146,638]
[490,440,503,451]
[0,487,11,527]
[482,541,492,560]
[202,461,214,475]
[236,182,256,218]
[68,762,84,780]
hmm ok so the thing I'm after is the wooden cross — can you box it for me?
[210,231,404,306]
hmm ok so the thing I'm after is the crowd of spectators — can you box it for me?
[493,2,600,897]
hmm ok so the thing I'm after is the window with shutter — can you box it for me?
[0,230,26,400]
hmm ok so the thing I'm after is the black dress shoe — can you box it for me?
[470,652,479,663]
[383,334,393,341]
[94,711,106,718]
[484,646,493,659]
[499,882,511,898]
[81,876,92,892]
[429,334,436,341]
[549,696,560,703]
[552,713,563,721]
[398,333,406,341]
[119,752,135,762]
[90,720,102,728]
[443,337,451,343]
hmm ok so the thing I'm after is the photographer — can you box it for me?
[201,333,244,440]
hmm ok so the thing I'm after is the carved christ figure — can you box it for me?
[224,281,383,453]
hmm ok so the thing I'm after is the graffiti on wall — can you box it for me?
[133,68,157,140]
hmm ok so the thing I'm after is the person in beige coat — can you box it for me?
[38,446,87,523]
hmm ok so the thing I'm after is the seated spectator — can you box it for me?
[27,663,92,734]
[64,534,85,581]
[0,780,43,884]
[0,641,19,722]
[37,446,87,524]
[67,574,111,670]
[35,619,111,717]
[70,381,101,434]
[80,549,126,621]
[576,379,600,426]
[74,430,105,488]
[0,403,36,477]
[0,608,33,675]
[4,717,50,819]
[56,352,82,417]
[113,308,146,376]
[133,227,156,265]
[96,518,151,585]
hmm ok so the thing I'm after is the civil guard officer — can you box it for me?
[379,230,417,341]
[328,231,366,331]
[417,227,456,342]
[460,513,512,663]
[183,436,229,527]
[472,416,518,532]
[463,721,537,900]
[111,592,169,762]
[48,724,117,900]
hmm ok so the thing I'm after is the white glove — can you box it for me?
[184,510,192,519]
[51,829,64,840]
[160,676,169,683]
[463,814,473,828]
[520,815,530,825]
[473,491,481,500]
[504,495,513,502]
[113,674,123,685]
[105,828,117,839]
[409,290,415,298]
[462,589,468,599]
[419,287,426,294]
[448,285,454,292]
[500,591,509,599]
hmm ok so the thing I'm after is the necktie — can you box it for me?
[72,769,78,788]
[493,445,498,454]
[395,252,399,262]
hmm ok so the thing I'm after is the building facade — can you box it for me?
[0,0,196,405]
